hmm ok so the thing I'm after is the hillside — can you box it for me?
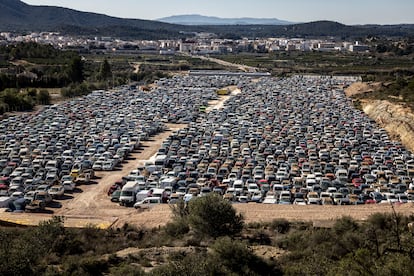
[157,14,293,25]
[0,0,413,39]
[0,0,187,39]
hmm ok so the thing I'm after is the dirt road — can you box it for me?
[55,123,187,227]
[180,53,259,73]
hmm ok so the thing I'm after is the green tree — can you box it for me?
[188,193,244,239]
[99,58,112,81]
[27,88,37,98]
[67,56,84,83]
[164,199,190,237]
[37,89,51,105]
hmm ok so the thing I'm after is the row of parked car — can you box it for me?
[0,75,236,211]
[1,72,413,212]
[108,74,414,208]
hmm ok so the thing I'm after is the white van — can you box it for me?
[133,197,161,209]
[119,181,140,206]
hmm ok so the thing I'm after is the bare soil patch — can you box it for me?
[344,82,382,97]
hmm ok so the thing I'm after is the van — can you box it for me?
[154,155,167,167]
[119,181,140,206]
[232,179,244,194]
[135,190,152,202]
[134,197,161,209]
[160,177,176,189]
[0,196,12,208]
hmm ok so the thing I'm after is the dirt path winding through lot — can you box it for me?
[54,124,186,226]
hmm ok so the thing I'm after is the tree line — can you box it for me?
[0,42,120,112]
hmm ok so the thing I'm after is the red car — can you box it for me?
[352,178,364,188]
[107,180,123,196]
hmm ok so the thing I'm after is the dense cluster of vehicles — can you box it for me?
[109,75,414,208]
[0,76,222,212]
[0,73,413,213]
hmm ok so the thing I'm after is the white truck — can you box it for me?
[119,181,140,206]
[159,177,177,189]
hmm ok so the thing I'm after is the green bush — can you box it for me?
[109,263,146,276]
[149,252,219,276]
[187,193,244,239]
[37,89,51,105]
[270,218,290,234]
[210,237,281,276]
[333,216,359,235]
[164,219,190,238]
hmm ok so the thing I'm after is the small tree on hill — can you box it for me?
[188,193,244,239]
[99,58,112,81]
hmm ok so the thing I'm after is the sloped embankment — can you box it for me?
[363,100,414,152]
[345,82,414,152]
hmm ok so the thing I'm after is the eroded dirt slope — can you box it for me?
[345,82,414,152]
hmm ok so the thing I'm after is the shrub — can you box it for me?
[169,199,189,219]
[333,216,359,235]
[270,218,290,234]
[210,237,280,276]
[187,193,244,239]
[37,89,51,105]
[164,219,190,237]
[248,229,272,245]
[149,252,219,276]
[109,263,146,276]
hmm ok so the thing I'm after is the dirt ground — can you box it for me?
[344,82,382,97]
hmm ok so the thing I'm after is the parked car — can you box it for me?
[48,185,65,199]
[110,190,121,202]
[25,191,52,212]
[133,197,161,209]
[62,181,75,192]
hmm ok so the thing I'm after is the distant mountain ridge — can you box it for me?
[0,0,184,39]
[0,0,413,39]
[157,14,293,25]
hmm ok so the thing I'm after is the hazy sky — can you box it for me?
[22,0,414,25]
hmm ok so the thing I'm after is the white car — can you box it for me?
[49,185,65,199]
[102,160,115,171]
[62,180,76,192]
[262,196,277,204]
[133,197,161,209]
[383,193,399,204]
[293,198,307,205]
[247,183,260,193]
[249,191,262,202]
[92,161,103,171]
[183,193,194,203]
